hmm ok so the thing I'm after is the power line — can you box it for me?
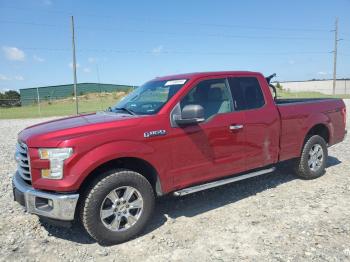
[0,6,71,15]
[0,20,66,27]
[14,46,333,56]
[0,6,331,32]
[78,27,331,40]
[0,20,332,41]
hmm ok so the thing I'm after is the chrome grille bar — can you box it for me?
[15,142,31,182]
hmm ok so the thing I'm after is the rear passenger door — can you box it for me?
[228,76,280,170]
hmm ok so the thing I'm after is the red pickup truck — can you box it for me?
[13,71,346,244]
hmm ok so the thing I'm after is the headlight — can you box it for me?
[39,148,73,179]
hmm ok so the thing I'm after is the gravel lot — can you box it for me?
[0,101,349,262]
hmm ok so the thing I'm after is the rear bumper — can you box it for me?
[12,172,79,221]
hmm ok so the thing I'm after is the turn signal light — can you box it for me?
[41,169,51,178]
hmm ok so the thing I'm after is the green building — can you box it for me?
[19,83,134,106]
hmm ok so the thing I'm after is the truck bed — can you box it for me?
[275,97,346,162]
[276,98,337,105]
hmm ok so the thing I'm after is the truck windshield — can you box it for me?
[111,79,187,115]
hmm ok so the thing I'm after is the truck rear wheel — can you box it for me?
[294,135,328,179]
[81,169,155,245]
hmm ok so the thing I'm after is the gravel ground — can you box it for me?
[0,101,349,262]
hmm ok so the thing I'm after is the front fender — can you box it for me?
[33,141,163,192]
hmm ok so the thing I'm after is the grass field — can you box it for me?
[277,89,350,99]
[1,90,349,119]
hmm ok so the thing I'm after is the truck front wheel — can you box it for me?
[294,135,328,179]
[81,169,155,244]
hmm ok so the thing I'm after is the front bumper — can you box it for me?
[12,172,79,221]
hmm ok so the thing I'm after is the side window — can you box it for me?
[180,78,233,120]
[228,77,265,110]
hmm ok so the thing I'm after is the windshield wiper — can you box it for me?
[113,107,136,115]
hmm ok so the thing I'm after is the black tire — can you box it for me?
[81,169,155,245]
[294,135,328,179]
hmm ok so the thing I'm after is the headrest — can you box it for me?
[208,87,223,101]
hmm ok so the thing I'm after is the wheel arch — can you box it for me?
[79,157,164,196]
[298,111,333,155]
[303,123,330,146]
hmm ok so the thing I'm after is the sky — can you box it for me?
[0,0,349,91]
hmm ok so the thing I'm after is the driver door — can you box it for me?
[167,77,247,189]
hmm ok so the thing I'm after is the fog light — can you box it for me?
[35,197,53,211]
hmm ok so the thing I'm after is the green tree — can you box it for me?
[0,90,20,107]
[4,90,20,99]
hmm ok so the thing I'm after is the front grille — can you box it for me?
[15,142,31,183]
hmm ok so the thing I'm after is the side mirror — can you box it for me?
[175,104,205,126]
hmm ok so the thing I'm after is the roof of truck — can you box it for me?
[154,71,261,81]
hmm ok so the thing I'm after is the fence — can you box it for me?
[0,84,134,119]
[19,83,134,106]
[0,99,21,107]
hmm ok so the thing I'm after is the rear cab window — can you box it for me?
[228,77,265,111]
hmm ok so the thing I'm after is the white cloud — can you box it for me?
[33,55,45,62]
[14,75,24,81]
[2,46,25,61]
[152,45,163,55]
[288,60,295,65]
[83,67,91,73]
[0,74,10,81]
[0,74,24,81]
[317,71,329,75]
[68,62,80,68]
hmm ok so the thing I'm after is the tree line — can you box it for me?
[0,90,21,107]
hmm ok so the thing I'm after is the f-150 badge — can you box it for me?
[144,130,167,138]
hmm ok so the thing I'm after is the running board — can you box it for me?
[173,167,276,196]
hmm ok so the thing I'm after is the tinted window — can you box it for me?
[228,77,265,110]
[180,78,233,120]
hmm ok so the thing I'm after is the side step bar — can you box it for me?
[173,167,276,196]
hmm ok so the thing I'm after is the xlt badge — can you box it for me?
[144,130,167,138]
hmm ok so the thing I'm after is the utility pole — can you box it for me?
[96,63,103,110]
[332,17,338,95]
[36,87,41,117]
[71,15,79,114]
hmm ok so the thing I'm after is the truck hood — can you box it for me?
[19,112,145,147]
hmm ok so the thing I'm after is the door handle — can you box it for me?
[229,124,244,130]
